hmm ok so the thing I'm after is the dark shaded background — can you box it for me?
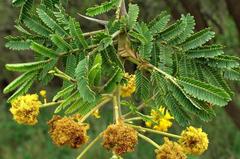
[1,0,240,159]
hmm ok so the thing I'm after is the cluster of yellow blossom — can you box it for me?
[145,107,174,132]
[48,115,89,148]
[8,92,209,158]
[120,73,136,97]
[156,126,209,158]
[156,137,187,159]
[10,94,41,125]
[102,123,138,155]
[179,126,209,155]
[39,90,47,97]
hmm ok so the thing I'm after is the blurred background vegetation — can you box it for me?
[1,0,240,159]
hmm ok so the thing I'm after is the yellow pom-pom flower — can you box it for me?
[156,137,187,159]
[40,90,47,97]
[120,73,136,97]
[10,94,41,125]
[145,106,174,132]
[179,126,209,155]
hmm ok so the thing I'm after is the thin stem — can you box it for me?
[40,100,64,108]
[150,64,176,82]
[116,86,122,117]
[65,30,105,40]
[76,132,103,159]
[127,57,174,81]
[124,117,142,122]
[112,30,121,39]
[50,72,75,83]
[127,124,181,139]
[88,47,99,56]
[80,97,112,123]
[138,133,160,149]
[113,95,120,124]
[59,44,98,56]
[83,30,105,37]
[78,13,108,25]
[59,48,80,56]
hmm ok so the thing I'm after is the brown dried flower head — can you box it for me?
[156,138,187,159]
[48,115,89,148]
[102,123,138,155]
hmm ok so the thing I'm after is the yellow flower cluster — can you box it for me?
[145,107,174,132]
[48,115,89,148]
[179,126,209,155]
[40,90,47,97]
[156,137,187,159]
[10,94,41,125]
[120,73,136,97]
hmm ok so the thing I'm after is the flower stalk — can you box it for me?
[113,95,120,124]
[40,100,64,108]
[80,97,112,123]
[76,132,103,159]
[138,133,160,149]
[127,124,181,139]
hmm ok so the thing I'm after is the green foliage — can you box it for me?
[23,16,52,37]
[54,91,79,113]
[4,0,240,127]
[69,17,88,48]
[3,71,37,94]
[8,75,37,102]
[86,0,120,16]
[135,70,150,100]
[127,4,139,29]
[75,57,96,102]
[149,11,170,35]
[6,60,49,72]
[178,77,231,106]
[36,8,67,36]
[63,54,77,88]
[88,54,102,86]
[207,55,240,68]
[169,14,195,45]
[5,40,31,50]
[180,28,215,51]
[186,45,224,58]
[53,84,75,101]
[98,36,113,51]
[19,0,34,21]
[130,23,153,60]
[39,58,58,80]
[50,34,72,51]
[30,42,58,58]
[12,0,26,7]
[158,44,174,74]
[224,68,240,81]
[158,16,187,41]
[103,67,123,92]
[165,93,191,126]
